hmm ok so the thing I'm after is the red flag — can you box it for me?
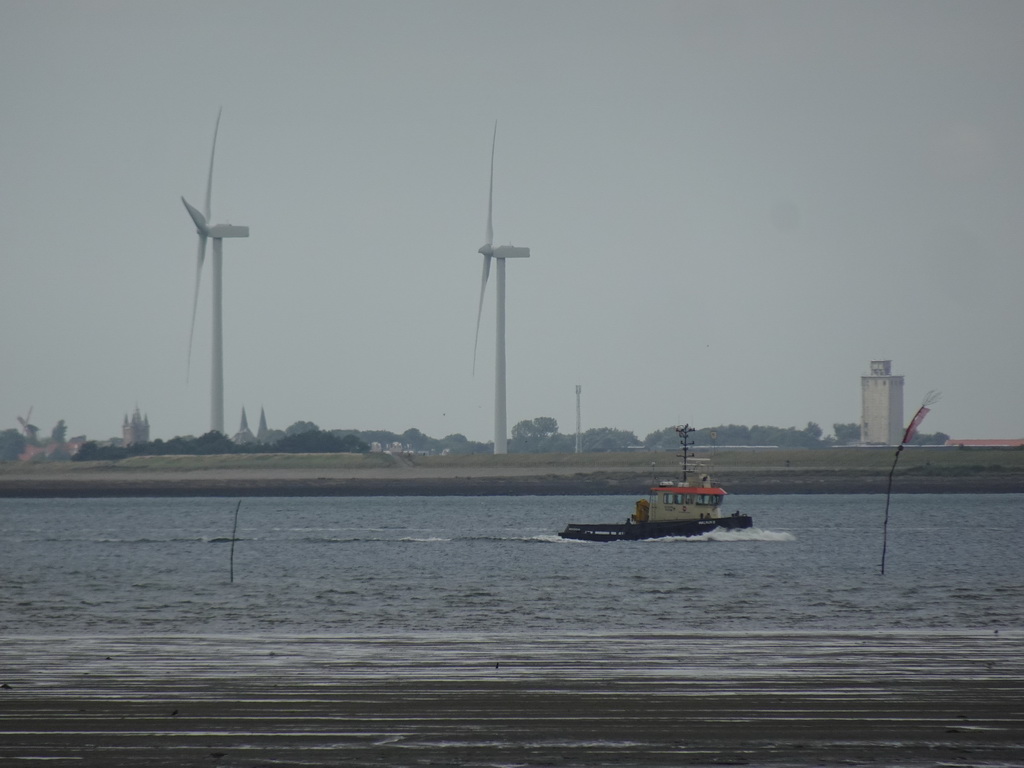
[901,406,931,445]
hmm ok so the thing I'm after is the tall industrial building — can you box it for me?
[860,360,904,445]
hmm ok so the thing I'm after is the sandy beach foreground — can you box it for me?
[1,632,1021,767]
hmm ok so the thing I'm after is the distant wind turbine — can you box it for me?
[472,122,530,454]
[182,108,249,435]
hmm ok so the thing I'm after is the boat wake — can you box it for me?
[653,527,795,543]
[540,529,794,543]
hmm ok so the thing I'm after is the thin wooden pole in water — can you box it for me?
[880,444,903,575]
[229,499,241,583]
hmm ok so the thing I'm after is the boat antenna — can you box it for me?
[675,424,694,484]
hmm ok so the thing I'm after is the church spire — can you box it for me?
[257,406,269,442]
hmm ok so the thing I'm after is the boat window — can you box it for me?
[684,495,694,504]
[663,493,672,503]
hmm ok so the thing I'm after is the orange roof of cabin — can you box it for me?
[651,485,727,495]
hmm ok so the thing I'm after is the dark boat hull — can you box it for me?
[558,514,753,542]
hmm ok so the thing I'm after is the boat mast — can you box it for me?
[675,424,694,485]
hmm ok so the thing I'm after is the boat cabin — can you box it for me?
[633,474,727,524]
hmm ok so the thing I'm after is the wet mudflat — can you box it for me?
[2,631,1021,767]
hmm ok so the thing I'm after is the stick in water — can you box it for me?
[881,391,940,575]
[230,499,241,583]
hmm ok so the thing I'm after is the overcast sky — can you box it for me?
[3,0,1022,445]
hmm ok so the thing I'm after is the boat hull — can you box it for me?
[558,514,753,542]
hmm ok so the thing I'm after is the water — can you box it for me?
[2,494,1021,634]
[2,495,1023,766]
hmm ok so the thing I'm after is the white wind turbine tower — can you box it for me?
[472,122,530,454]
[182,108,249,435]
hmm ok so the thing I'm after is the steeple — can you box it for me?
[232,406,256,445]
[257,406,269,442]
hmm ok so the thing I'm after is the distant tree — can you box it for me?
[908,431,949,446]
[401,428,427,451]
[437,432,469,452]
[44,444,73,462]
[533,417,559,436]
[510,417,566,453]
[703,424,752,445]
[643,426,678,451]
[646,423,833,450]
[259,428,285,445]
[0,428,27,461]
[582,427,640,452]
[192,431,237,454]
[833,422,860,444]
[72,441,128,461]
[285,421,319,437]
[434,433,467,454]
[274,429,368,453]
[350,429,401,449]
[50,419,68,444]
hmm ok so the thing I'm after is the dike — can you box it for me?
[1,469,1020,498]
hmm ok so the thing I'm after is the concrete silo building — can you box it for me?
[861,360,904,445]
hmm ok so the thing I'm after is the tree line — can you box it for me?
[70,426,370,462]
[508,418,948,453]
[12,417,948,462]
[1,416,952,464]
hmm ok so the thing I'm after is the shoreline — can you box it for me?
[1,465,1021,497]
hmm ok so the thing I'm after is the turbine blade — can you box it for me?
[186,233,208,381]
[472,254,492,375]
[485,120,495,247]
[181,197,208,233]
[205,107,222,222]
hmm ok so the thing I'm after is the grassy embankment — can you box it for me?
[2,445,1022,477]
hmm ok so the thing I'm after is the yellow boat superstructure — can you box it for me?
[633,467,728,524]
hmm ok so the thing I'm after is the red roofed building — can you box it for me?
[944,439,1024,447]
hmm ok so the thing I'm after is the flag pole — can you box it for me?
[881,391,940,575]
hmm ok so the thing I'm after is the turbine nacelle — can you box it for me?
[208,223,249,239]
[478,244,529,259]
[182,197,249,239]
[493,245,530,259]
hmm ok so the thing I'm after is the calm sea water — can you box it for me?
[1,494,1022,635]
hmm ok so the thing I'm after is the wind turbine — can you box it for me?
[472,122,530,454]
[182,108,249,435]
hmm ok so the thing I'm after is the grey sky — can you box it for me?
[2,0,1022,444]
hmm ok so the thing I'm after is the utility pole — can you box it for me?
[575,385,582,454]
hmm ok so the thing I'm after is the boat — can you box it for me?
[558,424,753,542]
